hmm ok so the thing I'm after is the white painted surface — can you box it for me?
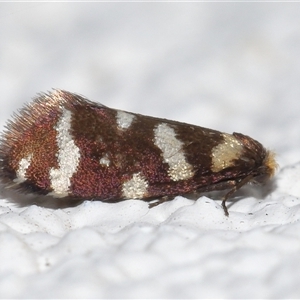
[0,3,299,298]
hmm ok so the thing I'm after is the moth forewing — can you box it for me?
[0,89,277,216]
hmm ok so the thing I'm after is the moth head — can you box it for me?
[232,132,278,185]
[252,149,278,184]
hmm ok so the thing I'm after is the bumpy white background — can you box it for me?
[1,3,300,298]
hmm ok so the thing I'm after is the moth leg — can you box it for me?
[222,174,254,217]
[195,180,236,217]
[148,195,174,208]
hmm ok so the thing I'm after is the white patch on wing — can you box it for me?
[122,173,148,198]
[49,108,81,197]
[100,155,110,167]
[211,133,244,172]
[14,154,32,183]
[154,123,194,181]
[116,111,135,129]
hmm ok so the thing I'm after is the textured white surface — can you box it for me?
[1,3,300,298]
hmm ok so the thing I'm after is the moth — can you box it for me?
[0,90,277,216]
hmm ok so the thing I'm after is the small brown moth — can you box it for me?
[0,90,277,216]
